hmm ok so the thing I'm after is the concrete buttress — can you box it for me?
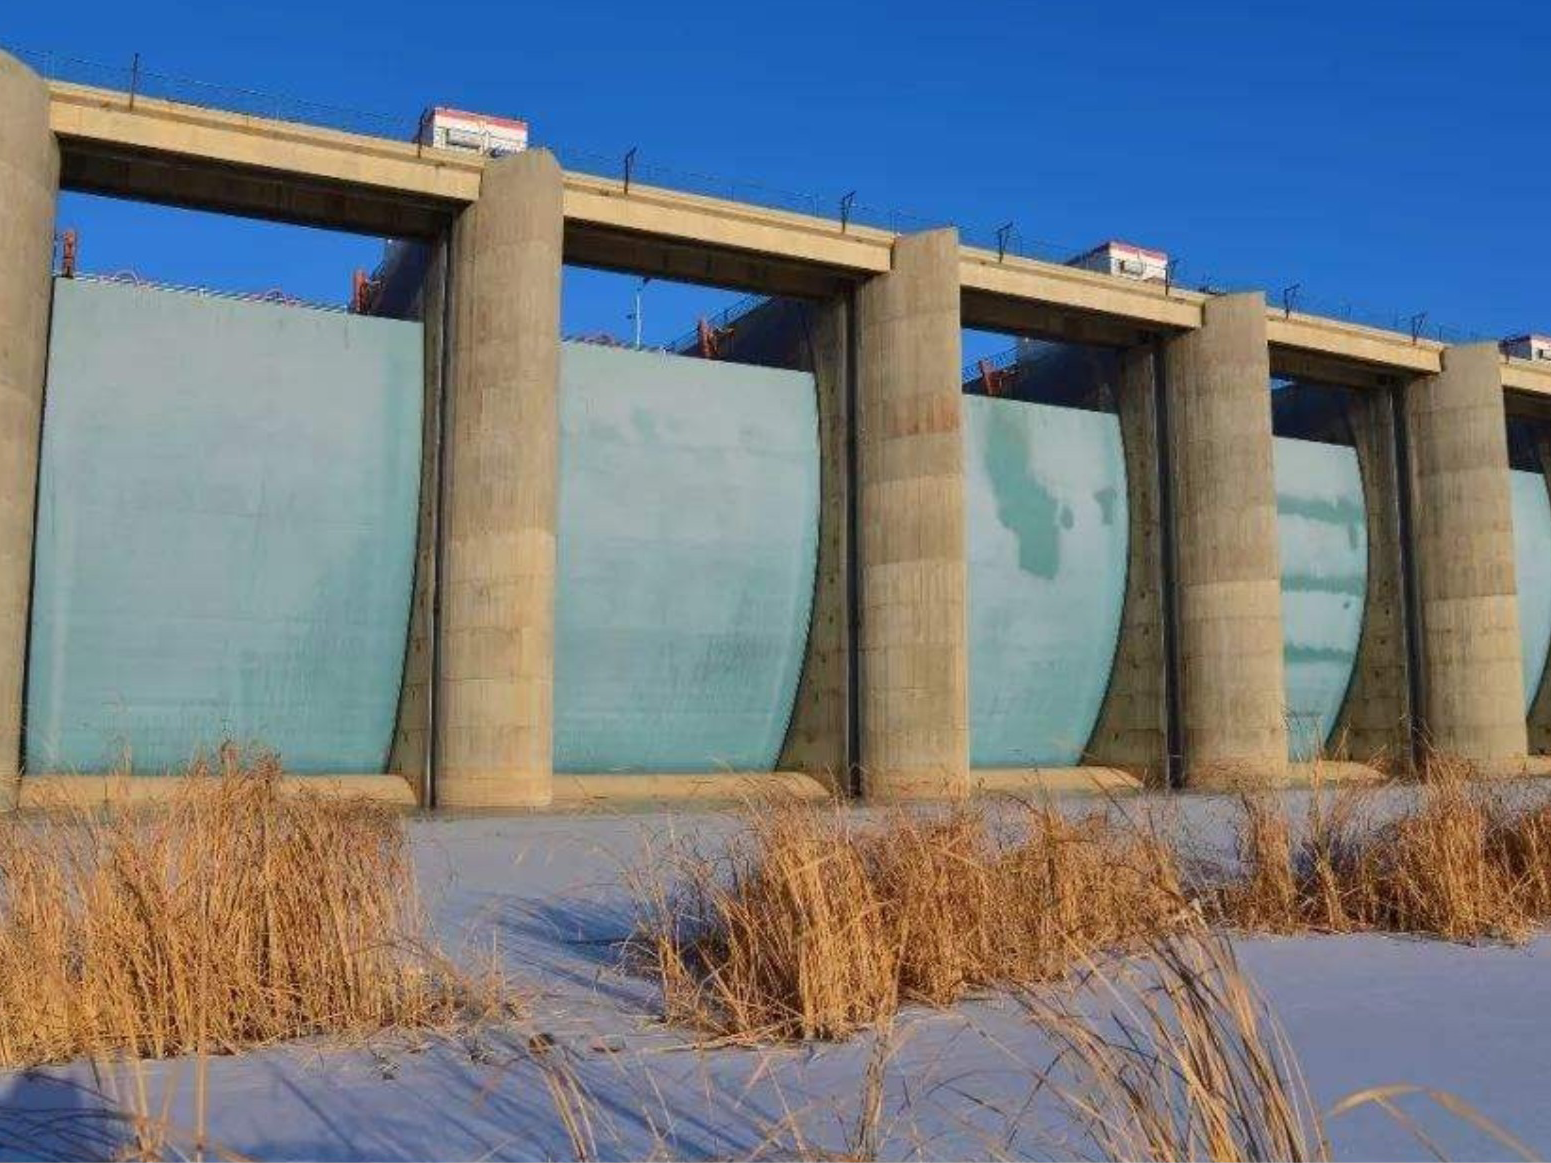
[1330,388,1414,766]
[0,52,58,805]
[1086,346,1170,782]
[775,298,852,790]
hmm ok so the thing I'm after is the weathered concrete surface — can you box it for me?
[1332,388,1414,769]
[1086,346,1169,783]
[971,766,1141,797]
[1528,432,1551,756]
[0,52,58,804]
[1405,344,1528,771]
[19,773,416,809]
[552,771,830,806]
[436,151,562,807]
[774,299,851,791]
[854,229,968,800]
[389,242,446,800]
[1164,293,1289,787]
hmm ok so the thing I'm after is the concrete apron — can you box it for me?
[14,767,1142,811]
[18,773,419,809]
[32,758,1551,812]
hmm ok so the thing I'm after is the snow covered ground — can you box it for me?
[4,798,1551,1161]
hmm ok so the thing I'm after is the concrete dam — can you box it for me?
[5,49,1551,806]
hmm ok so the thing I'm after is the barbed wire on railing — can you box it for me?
[1164,265,1494,346]
[64,269,351,314]
[1263,285,1490,345]
[11,41,1509,351]
[16,46,409,138]
[959,223,1095,268]
[547,142,951,237]
[562,331,667,352]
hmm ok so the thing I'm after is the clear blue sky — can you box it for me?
[6,0,1548,355]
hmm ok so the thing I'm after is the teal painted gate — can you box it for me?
[1511,469,1551,711]
[963,396,1128,767]
[552,344,818,773]
[1274,437,1367,760]
[28,279,423,774]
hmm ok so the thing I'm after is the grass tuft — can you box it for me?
[0,748,487,1068]
[1020,925,1328,1163]
[1214,757,1551,942]
[640,799,1186,1042]
[644,756,1551,1045]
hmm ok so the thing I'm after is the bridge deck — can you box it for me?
[46,80,1551,395]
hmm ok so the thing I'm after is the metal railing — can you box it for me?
[960,222,1097,268]
[545,141,955,239]
[662,292,768,355]
[11,42,1502,351]
[961,342,1021,384]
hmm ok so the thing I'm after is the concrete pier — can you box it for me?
[435,150,562,807]
[1404,343,1528,771]
[854,229,969,800]
[0,53,58,802]
[1164,293,1289,787]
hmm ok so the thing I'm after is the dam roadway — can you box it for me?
[44,78,1551,398]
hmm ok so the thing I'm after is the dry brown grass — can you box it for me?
[642,757,1551,1045]
[1215,758,1551,941]
[1022,921,1537,1163]
[0,748,492,1068]
[639,799,1187,1042]
[1021,924,1328,1162]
